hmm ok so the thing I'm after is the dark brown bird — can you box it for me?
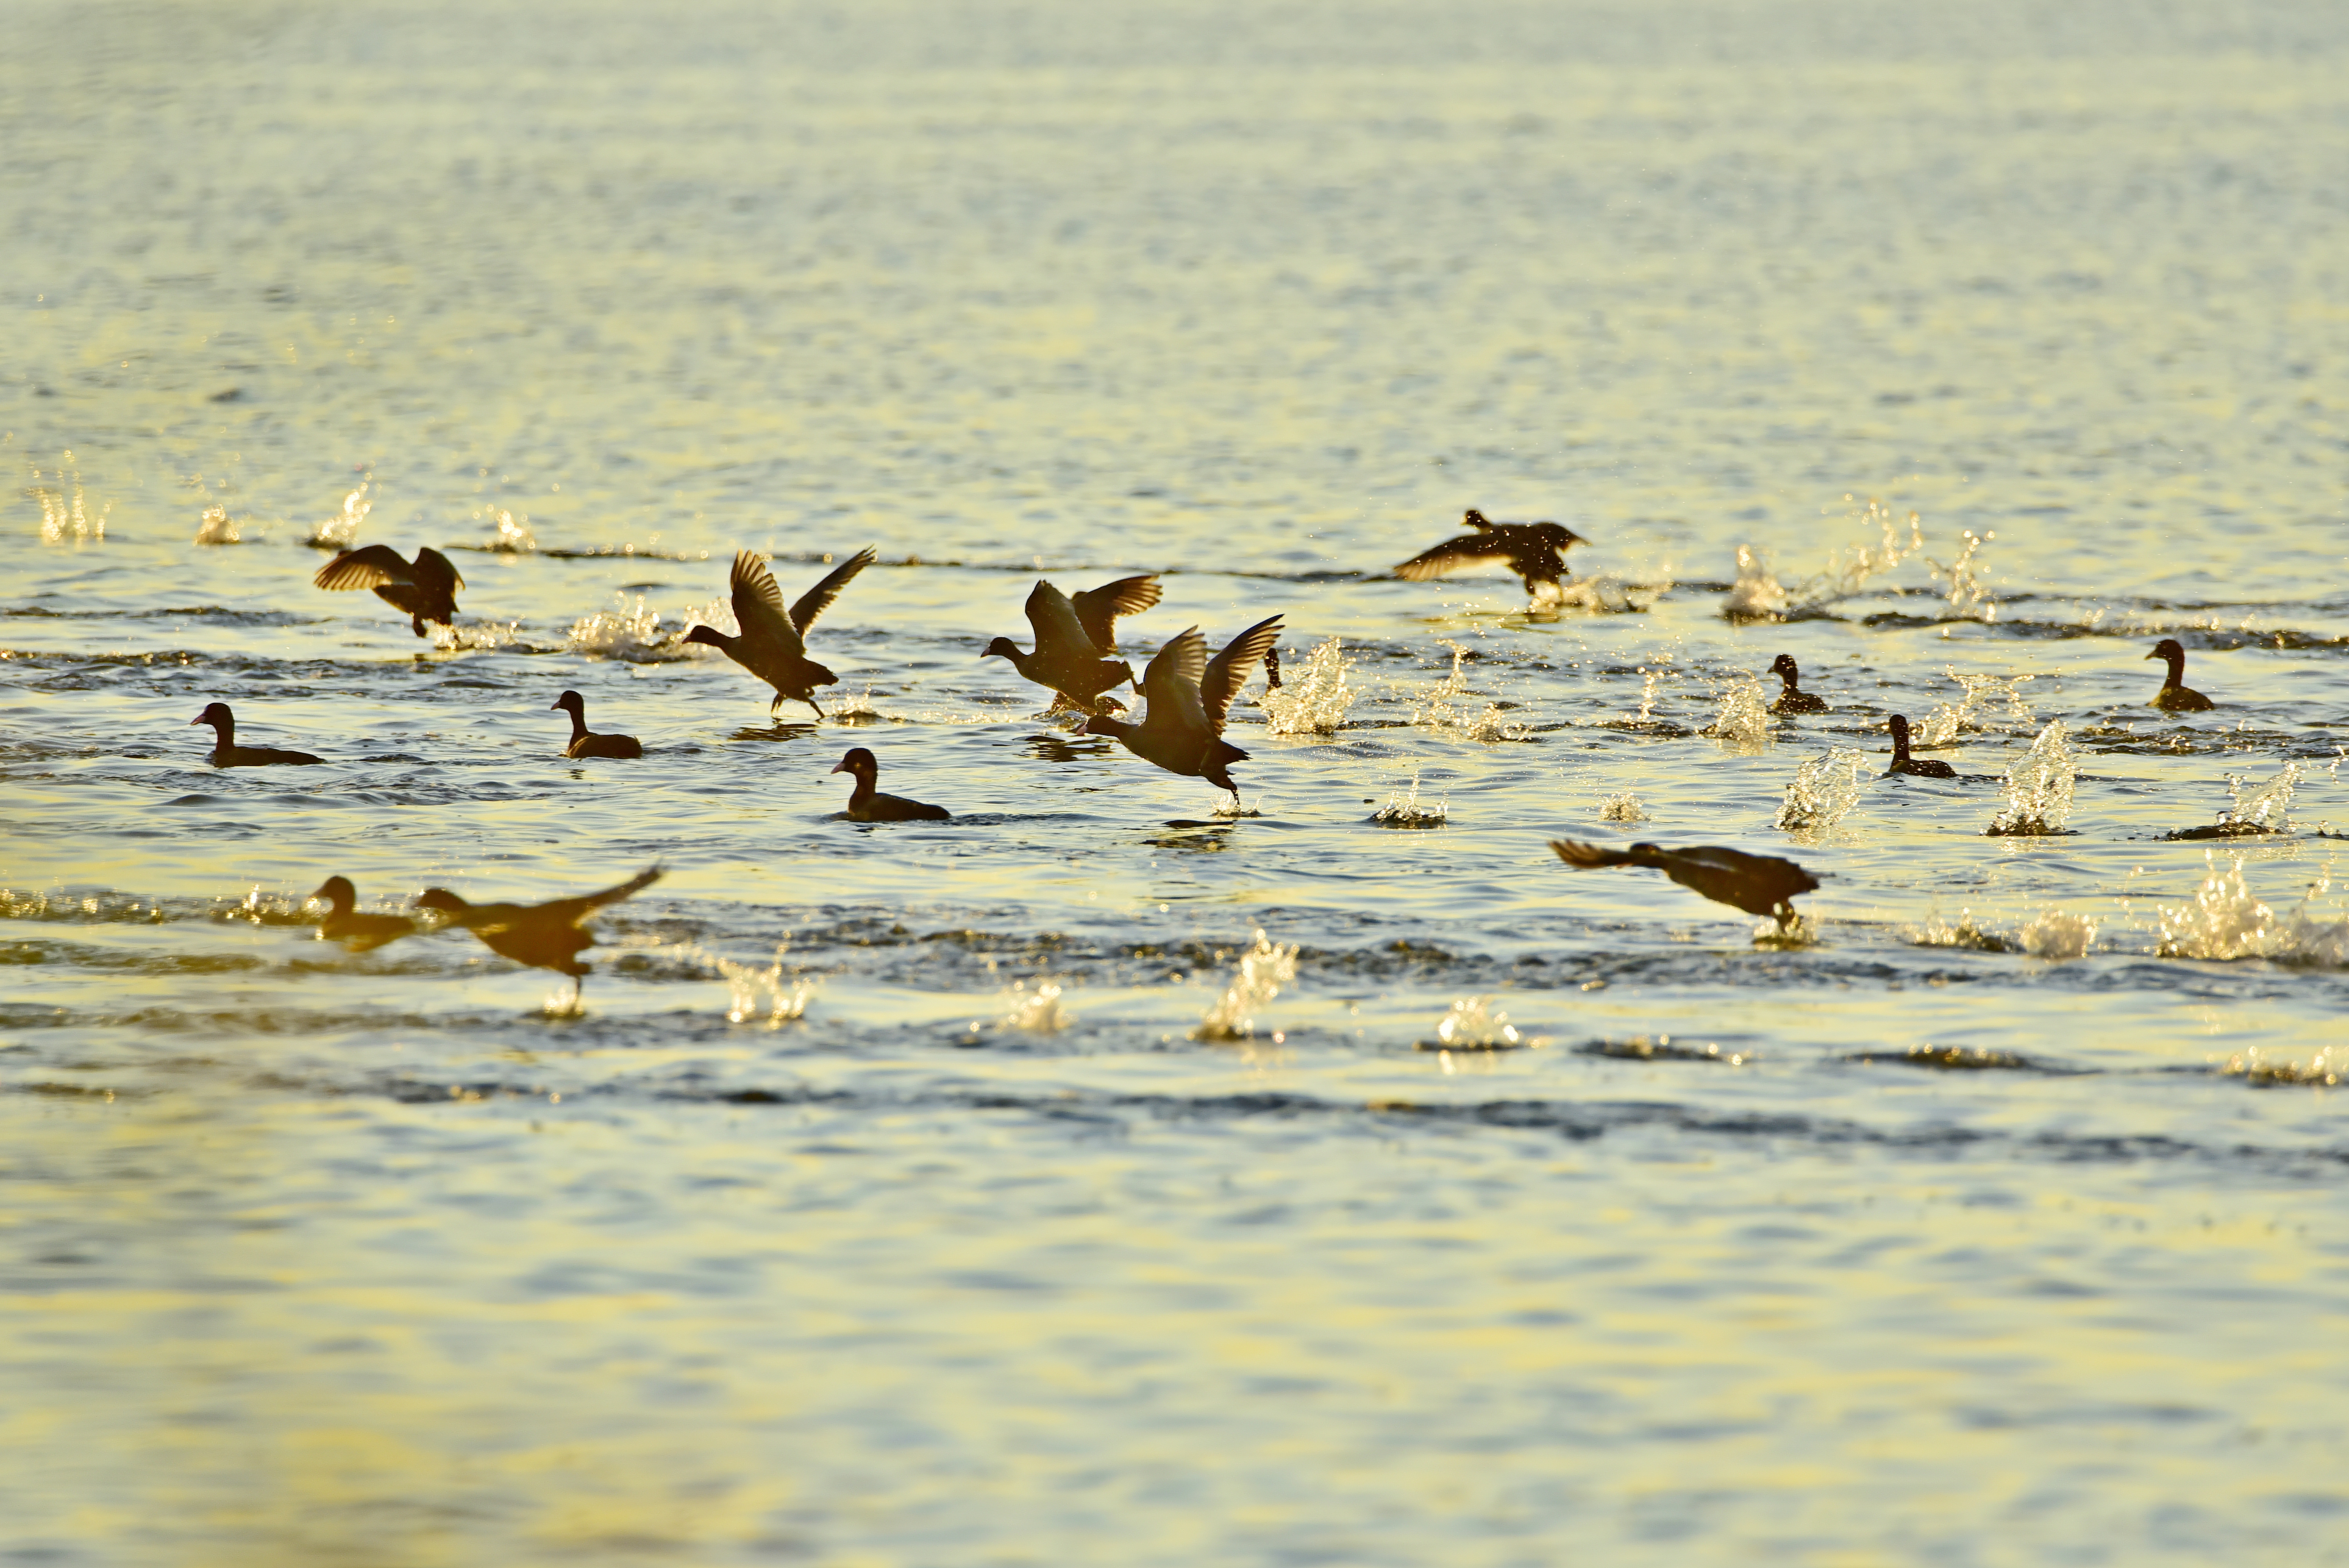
[414,866,661,1007]
[190,702,324,767]
[982,575,1162,714]
[2145,638,2215,711]
[1084,616,1283,809]
[831,747,951,821]
[1884,713,1956,778]
[551,690,643,759]
[305,876,418,952]
[1768,654,1827,714]
[313,545,465,637]
[1550,839,1820,928]
[1395,510,1587,602]
[684,548,874,718]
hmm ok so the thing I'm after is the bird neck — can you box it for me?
[1891,725,1912,762]
[846,770,877,807]
[565,705,590,743]
[207,715,234,748]
[2161,649,2187,685]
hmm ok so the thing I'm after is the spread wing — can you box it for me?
[1023,580,1098,657]
[790,547,877,634]
[1139,627,1210,731]
[314,544,417,591]
[533,865,663,925]
[1550,839,1639,870]
[1395,535,1511,581]
[412,547,464,595]
[1200,615,1283,730]
[728,550,805,656]
[1071,574,1161,653]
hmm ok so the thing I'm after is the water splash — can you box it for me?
[1917,669,2036,746]
[1703,675,1773,751]
[2220,762,2302,833]
[1194,930,1298,1041]
[483,508,537,553]
[566,593,728,662]
[1774,748,1870,835]
[1372,772,1448,828]
[1783,496,1923,611]
[1404,642,1526,742]
[1720,545,1788,623]
[2018,909,2097,960]
[1924,528,1998,621]
[1988,719,2077,836]
[2219,1046,2345,1088]
[832,689,882,724]
[427,620,523,652]
[996,978,1072,1035]
[1907,907,2011,952]
[193,505,243,545]
[305,483,369,549]
[1261,638,1357,735]
[1633,666,1663,727]
[1430,996,1520,1049]
[1598,791,1647,823]
[30,455,109,545]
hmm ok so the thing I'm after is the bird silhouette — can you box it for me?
[1768,653,1828,714]
[1884,714,1956,778]
[2145,638,2215,711]
[313,545,465,637]
[982,575,1162,714]
[415,866,661,1007]
[190,703,324,767]
[1085,616,1283,810]
[684,548,874,718]
[305,877,417,952]
[1550,839,1819,928]
[1395,510,1587,602]
[550,690,643,758]
[831,747,951,821]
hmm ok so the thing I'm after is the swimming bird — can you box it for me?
[305,877,418,952]
[313,545,465,637]
[1768,653,1827,714]
[981,575,1162,714]
[414,865,661,1007]
[1084,615,1283,809]
[550,690,643,759]
[190,702,324,767]
[1395,509,1587,602]
[2146,638,2215,711]
[1884,713,1956,778]
[684,547,875,718]
[831,747,951,821]
[1550,839,1819,928]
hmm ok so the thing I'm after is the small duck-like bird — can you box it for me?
[1768,653,1827,714]
[1395,509,1588,602]
[414,865,661,1007]
[1884,713,1956,778]
[305,876,418,952]
[1085,615,1283,809]
[1550,839,1820,929]
[191,702,324,767]
[685,547,875,718]
[831,747,951,821]
[313,545,465,637]
[982,575,1163,714]
[550,690,643,759]
[2146,638,2215,711]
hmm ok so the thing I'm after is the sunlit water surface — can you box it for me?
[5,2,2349,1563]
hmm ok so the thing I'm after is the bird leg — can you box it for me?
[804,697,827,721]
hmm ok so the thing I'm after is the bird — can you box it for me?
[1084,615,1283,809]
[982,575,1162,714]
[305,876,418,952]
[1884,713,1956,778]
[1768,653,1827,714]
[190,702,324,767]
[414,866,661,1007]
[1395,509,1588,602]
[550,690,643,759]
[2145,638,2215,711]
[831,747,950,821]
[312,545,465,637]
[684,547,875,718]
[1550,839,1819,929]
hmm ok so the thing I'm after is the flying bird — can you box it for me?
[313,545,465,637]
[1550,839,1819,929]
[1085,615,1283,810]
[982,575,1162,714]
[684,548,875,719]
[1395,510,1587,602]
[415,866,661,1007]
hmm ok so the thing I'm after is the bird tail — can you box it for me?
[1549,839,1638,870]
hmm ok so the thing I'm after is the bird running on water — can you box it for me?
[550,690,643,758]
[305,877,417,952]
[831,747,951,821]
[685,548,875,719]
[414,866,661,1009]
[1884,713,1956,778]
[982,575,1162,715]
[2145,638,2215,711]
[1768,654,1827,714]
[1550,839,1820,929]
[1085,615,1283,811]
[1395,509,1588,604]
[190,702,324,767]
[312,545,465,637]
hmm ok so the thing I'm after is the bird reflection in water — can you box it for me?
[729,722,819,745]
[1025,731,1112,764]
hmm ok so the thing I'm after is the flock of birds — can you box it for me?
[170,511,2235,1005]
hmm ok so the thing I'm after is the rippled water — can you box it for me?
[7,2,2349,1562]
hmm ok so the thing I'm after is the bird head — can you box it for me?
[306,875,355,909]
[831,748,878,778]
[1082,714,1122,738]
[980,637,1021,661]
[2146,638,2184,662]
[681,625,727,649]
[1769,653,1798,681]
[191,702,233,729]
[413,889,468,915]
[1888,714,1912,740]
[1462,508,1492,528]
[551,690,584,714]
[1538,522,1587,548]
[807,661,839,686]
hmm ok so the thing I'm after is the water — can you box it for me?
[7,1,2349,1562]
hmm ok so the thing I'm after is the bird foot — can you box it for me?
[1752,913,1818,949]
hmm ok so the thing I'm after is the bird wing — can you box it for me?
[1071,575,1162,653]
[1199,615,1283,730]
[728,550,806,657]
[1549,839,1640,870]
[1395,536,1512,581]
[533,865,664,925]
[1023,580,1097,657]
[412,546,465,595]
[790,547,877,634]
[1139,627,1211,731]
[313,544,416,591]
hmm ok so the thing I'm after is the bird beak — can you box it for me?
[188,716,203,725]
[549,698,562,709]
[2142,649,2159,661]
[302,886,327,905]
[831,761,848,774]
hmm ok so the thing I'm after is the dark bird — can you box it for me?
[312,545,465,637]
[190,702,324,767]
[831,747,951,821]
[2145,638,2215,711]
[1085,615,1283,809]
[1550,839,1820,928]
[305,876,417,952]
[1395,509,1587,602]
[414,866,661,1007]
[550,690,643,759]
[1768,653,1827,714]
[684,547,875,718]
[1884,713,1956,778]
[982,575,1162,714]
